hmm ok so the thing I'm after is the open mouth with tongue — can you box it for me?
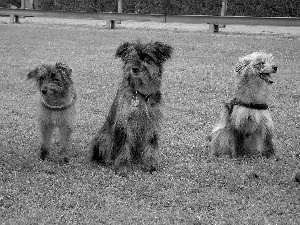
[258,65,277,84]
[259,73,274,84]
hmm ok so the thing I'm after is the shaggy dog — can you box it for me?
[27,62,77,163]
[210,52,278,158]
[90,41,173,175]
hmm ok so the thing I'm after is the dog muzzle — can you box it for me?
[259,73,274,84]
[259,65,277,84]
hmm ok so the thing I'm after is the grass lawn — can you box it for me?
[0,20,300,224]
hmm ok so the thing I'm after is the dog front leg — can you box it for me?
[233,129,244,157]
[142,134,159,173]
[262,132,276,158]
[91,130,113,165]
[40,123,54,160]
[114,141,132,176]
[59,126,72,163]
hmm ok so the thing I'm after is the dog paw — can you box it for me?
[263,152,280,161]
[57,156,69,164]
[272,155,281,161]
[91,154,107,165]
[114,166,129,177]
[143,161,158,174]
[148,165,157,174]
[63,157,69,163]
[206,135,212,142]
[40,147,49,160]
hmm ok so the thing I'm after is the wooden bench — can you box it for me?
[2,9,300,34]
[106,19,220,33]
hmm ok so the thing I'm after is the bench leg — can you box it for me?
[208,23,219,33]
[106,20,116,29]
[10,15,20,23]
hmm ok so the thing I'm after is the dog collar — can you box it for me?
[136,91,151,102]
[131,90,161,107]
[228,98,268,114]
[41,93,77,111]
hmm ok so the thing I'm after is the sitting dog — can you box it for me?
[90,41,173,175]
[27,62,77,163]
[210,52,278,158]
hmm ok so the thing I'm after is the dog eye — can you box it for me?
[255,62,265,68]
[141,55,151,62]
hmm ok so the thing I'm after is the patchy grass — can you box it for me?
[0,21,300,224]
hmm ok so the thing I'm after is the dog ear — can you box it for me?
[115,42,131,60]
[27,65,47,80]
[153,41,173,64]
[235,59,251,73]
[27,68,38,80]
[56,62,72,77]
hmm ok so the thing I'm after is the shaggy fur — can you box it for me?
[210,52,278,158]
[90,41,173,175]
[27,62,77,163]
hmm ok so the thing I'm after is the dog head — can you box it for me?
[27,62,73,98]
[235,52,277,85]
[115,41,173,94]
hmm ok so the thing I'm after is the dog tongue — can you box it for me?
[265,74,274,84]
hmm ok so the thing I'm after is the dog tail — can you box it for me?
[207,102,230,148]
[211,101,231,134]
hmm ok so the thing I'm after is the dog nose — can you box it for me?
[272,65,278,71]
[132,67,139,73]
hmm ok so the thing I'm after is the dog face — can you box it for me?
[115,41,173,94]
[27,62,73,98]
[235,52,277,85]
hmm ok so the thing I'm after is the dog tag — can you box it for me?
[131,98,139,107]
